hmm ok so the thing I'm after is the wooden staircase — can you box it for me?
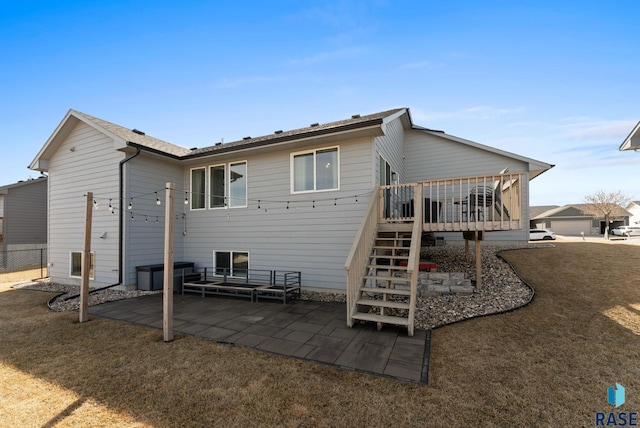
[345,185,422,336]
[350,227,415,332]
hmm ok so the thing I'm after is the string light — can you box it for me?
[257,200,261,209]
[108,199,113,213]
[156,216,159,223]
[128,198,133,210]
[145,215,148,223]
[184,192,189,205]
[155,192,161,205]
[334,198,337,206]
[286,201,289,210]
[93,199,99,209]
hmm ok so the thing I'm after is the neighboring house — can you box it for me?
[530,204,630,236]
[620,121,640,151]
[30,108,552,334]
[626,201,640,226]
[0,177,48,251]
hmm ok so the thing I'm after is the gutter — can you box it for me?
[116,146,141,285]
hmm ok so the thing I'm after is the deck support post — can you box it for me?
[463,231,483,291]
[475,232,482,291]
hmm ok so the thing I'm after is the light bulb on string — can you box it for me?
[128,198,133,210]
[145,215,148,223]
[184,192,189,205]
[155,192,161,205]
[108,199,113,213]
[93,199,99,210]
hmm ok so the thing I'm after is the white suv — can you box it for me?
[529,229,556,240]
[611,226,640,236]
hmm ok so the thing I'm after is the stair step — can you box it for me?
[363,275,411,283]
[359,286,411,296]
[373,245,407,250]
[375,237,412,241]
[370,255,409,260]
[356,298,410,310]
[351,312,410,326]
[367,264,408,271]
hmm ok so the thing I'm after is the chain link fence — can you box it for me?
[0,248,48,278]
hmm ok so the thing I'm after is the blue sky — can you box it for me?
[1,1,638,205]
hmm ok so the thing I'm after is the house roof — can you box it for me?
[29,110,191,171]
[529,205,560,218]
[0,176,47,195]
[30,107,553,179]
[619,120,640,151]
[180,108,405,159]
[532,204,631,220]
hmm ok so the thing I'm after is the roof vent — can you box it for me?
[215,142,222,146]
[351,114,361,119]
[132,129,145,135]
[310,123,319,127]
[274,130,283,134]
[243,136,251,140]
[190,147,198,150]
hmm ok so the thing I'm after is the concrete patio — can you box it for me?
[89,293,430,383]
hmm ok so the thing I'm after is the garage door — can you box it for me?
[551,220,592,236]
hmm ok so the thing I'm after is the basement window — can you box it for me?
[70,251,94,279]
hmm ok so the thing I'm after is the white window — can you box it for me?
[213,251,249,278]
[291,147,339,193]
[209,164,226,208]
[191,167,206,210]
[204,161,247,209]
[229,162,247,208]
[70,251,94,279]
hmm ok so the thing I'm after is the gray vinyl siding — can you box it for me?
[404,129,531,243]
[182,137,374,290]
[47,122,122,286]
[123,154,185,285]
[375,116,406,183]
[2,179,47,249]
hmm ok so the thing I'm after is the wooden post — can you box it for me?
[80,192,93,323]
[465,239,469,256]
[163,182,175,342]
[475,231,482,291]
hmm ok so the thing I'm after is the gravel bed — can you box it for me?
[13,244,539,329]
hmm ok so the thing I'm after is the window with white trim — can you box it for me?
[208,161,247,209]
[291,147,339,193]
[191,167,206,210]
[70,251,94,279]
[213,251,249,277]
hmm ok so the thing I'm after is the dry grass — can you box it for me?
[1,242,639,427]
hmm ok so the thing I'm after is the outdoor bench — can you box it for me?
[181,269,301,304]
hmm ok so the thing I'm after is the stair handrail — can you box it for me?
[344,185,380,326]
[406,183,423,336]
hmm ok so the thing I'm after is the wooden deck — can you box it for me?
[345,173,525,336]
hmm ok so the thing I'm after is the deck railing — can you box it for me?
[344,185,380,326]
[379,173,523,232]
